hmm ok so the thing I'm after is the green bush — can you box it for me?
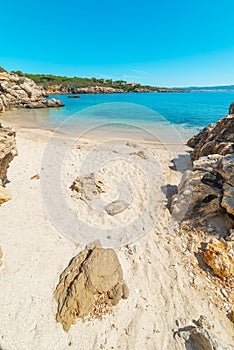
[0,66,7,73]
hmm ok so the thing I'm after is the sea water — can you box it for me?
[2,91,234,142]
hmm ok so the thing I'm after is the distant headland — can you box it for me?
[0,67,188,94]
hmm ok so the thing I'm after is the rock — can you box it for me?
[178,327,219,350]
[0,72,64,112]
[203,239,234,280]
[187,113,234,161]
[222,184,234,215]
[216,154,234,186]
[171,154,234,230]
[171,168,223,223]
[0,185,11,204]
[72,173,107,203]
[31,173,40,180]
[0,124,17,205]
[0,124,17,184]
[176,316,225,350]
[55,247,129,332]
[105,199,129,215]
[0,97,5,113]
[130,150,148,159]
[45,98,64,108]
[229,102,234,114]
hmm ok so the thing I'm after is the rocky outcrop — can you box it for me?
[171,154,234,230]
[55,247,129,332]
[204,238,234,281]
[0,72,64,111]
[0,124,17,204]
[171,104,234,233]
[187,115,234,161]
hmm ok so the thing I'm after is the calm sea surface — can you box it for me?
[2,91,234,142]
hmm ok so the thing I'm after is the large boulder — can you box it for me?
[171,154,234,230]
[0,72,64,111]
[187,114,234,161]
[55,247,129,332]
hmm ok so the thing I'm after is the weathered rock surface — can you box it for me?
[171,154,234,229]
[105,199,129,216]
[72,173,107,203]
[175,316,229,350]
[172,105,234,232]
[187,114,234,161]
[0,124,17,184]
[229,102,234,115]
[204,239,234,281]
[55,247,129,331]
[0,124,17,204]
[0,185,11,204]
[0,72,64,111]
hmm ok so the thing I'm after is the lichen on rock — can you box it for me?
[54,247,129,332]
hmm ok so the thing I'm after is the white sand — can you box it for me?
[0,127,233,350]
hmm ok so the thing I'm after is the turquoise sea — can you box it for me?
[2,91,234,142]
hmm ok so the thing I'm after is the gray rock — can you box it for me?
[171,154,234,230]
[105,199,129,216]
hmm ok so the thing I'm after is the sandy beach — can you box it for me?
[0,125,233,350]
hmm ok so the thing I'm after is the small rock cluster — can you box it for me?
[55,247,129,332]
[0,72,64,112]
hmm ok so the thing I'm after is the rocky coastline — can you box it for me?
[0,72,64,113]
[45,84,188,95]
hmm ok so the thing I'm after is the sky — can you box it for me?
[1,0,234,87]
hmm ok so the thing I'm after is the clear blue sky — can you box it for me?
[1,0,234,87]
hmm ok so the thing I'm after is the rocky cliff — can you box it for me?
[0,72,64,112]
[0,124,17,204]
